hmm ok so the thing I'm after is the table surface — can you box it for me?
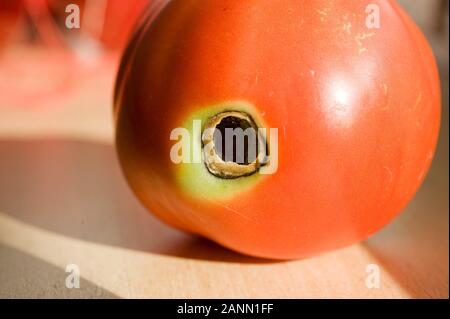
[0,47,448,298]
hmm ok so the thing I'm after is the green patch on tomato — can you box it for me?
[174,100,267,201]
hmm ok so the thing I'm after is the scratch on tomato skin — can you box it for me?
[253,75,259,87]
[382,166,394,185]
[342,21,352,35]
[412,92,423,111]
[213,200,292,228]
[358,47,368,54]
[317,7,330,22]
[351,12,363,18]
[213,201,260,224]
[416,165,428,182]
[317,9,329,16]
[355,32,376,41]
[196,191,253,221]
[355,32,376,54]
[380,83,391,111]
[380,166,395,201]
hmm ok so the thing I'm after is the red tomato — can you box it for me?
[17,0,150,49]
[0,0,22,50]
[51,0,151,49]
[114,0,441,259]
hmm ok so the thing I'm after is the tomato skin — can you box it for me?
[115,0,441,259]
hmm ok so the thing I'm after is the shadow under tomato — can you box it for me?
[0,244,118,298]
[0,138,276,264]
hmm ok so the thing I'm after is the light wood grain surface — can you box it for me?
[0,46,448,299]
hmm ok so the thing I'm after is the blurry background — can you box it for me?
[0,0,152,140]
[0,0,448,298]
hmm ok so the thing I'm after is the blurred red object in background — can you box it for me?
[24,0,151,50]
[0,0,152,110]
[47,0,151,49]
[0,0,23,50]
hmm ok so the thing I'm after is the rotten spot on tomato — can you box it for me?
[202,111,268,179]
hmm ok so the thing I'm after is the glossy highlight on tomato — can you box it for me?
[114,0,441,259]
